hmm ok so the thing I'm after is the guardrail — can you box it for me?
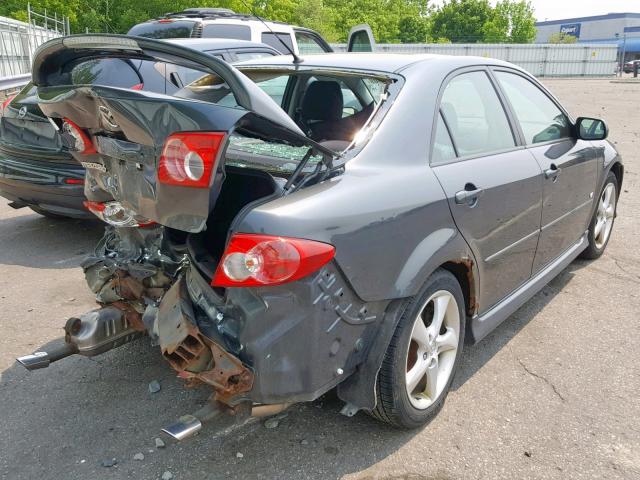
[0,73,30,93]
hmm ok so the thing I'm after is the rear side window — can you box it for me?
[440,71,515,157]
[127,20,195,39]
[71,59,141,88]
[494,71,571,145]
[295,32,326,54]
[261,32,294,53]
[203,24,251,40]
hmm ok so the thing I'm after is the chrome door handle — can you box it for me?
[544,163,561,179]
[454,186,484,205]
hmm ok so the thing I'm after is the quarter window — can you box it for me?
[440,71,515,157]
[432,112,457,163]
[495,71,571,144]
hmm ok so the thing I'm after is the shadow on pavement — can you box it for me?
[0,210,103,269]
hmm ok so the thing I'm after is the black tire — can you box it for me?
[29,206,71,220]
[370,268,465,429]
[580,171,618,260]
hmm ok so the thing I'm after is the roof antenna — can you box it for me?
[238,0,303,64]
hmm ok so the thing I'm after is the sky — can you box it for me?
[430,0,640,21]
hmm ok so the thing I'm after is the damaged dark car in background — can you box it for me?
[17,34,622,435]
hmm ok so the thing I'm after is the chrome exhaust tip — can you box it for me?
[16,352,50,371]
[161,415,202,441]
[16,343,78,371]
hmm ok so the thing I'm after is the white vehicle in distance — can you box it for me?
[128,8,336,55]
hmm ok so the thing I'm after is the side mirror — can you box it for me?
[576,117,608,141]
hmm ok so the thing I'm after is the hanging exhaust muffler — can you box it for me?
[16,306,142,371]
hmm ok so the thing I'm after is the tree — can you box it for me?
[548,32,578,44]
[398,16,428,43]
[430,0,492,43]
[482,0,536,43]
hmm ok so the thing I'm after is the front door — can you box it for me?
[492,69,599,272]
[431,70,543,312]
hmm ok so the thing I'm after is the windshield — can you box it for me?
[127,20,196,39]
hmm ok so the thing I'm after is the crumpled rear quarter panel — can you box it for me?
[187,262,388,404]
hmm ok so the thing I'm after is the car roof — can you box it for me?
[165,38,279,53]
[234,52,515,74]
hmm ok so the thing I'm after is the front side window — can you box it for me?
[295,32,326,54]
[495,71,571,144]
[440,71,515,157]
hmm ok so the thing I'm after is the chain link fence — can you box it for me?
[332,43,619,77]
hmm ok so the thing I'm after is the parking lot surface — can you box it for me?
[0,78,638,480]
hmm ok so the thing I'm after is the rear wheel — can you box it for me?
[580,172,618,260]
[370,269,465,428]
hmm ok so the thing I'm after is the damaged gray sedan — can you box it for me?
[17,35,622,434]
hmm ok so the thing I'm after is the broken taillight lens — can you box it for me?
[62,118,96,154]
[158,132,225,188]
[83,200,155,228]
[1,94,17,116]
[212,234,335,287]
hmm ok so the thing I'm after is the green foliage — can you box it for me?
[398,16,429,43]
[548,32,578,44]
[482,0,536,43]
[0,0,538,44]
[430,0,492,43]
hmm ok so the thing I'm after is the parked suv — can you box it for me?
[128,8,333,55]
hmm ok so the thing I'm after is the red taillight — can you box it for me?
[130,83,144,90]
[83,200,155,227]
[158,132,225,188]
[83,200,106,213]
[1,94,17,115]
[212,233,335,287]
[62,118,96,154]
[63,178,84,185]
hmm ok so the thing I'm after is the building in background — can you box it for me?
[536,13,640,62]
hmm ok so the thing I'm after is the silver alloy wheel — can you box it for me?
[405,290,460,410]
[594,183,616,249]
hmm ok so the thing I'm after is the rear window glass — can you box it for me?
[70,59,141,88]
[261,32,294,53]
[226,135,323,174]
[203,24,251,40]
[127,20,195,39]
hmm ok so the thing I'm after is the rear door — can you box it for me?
[430,69,543,312]
[492,69,599,272]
